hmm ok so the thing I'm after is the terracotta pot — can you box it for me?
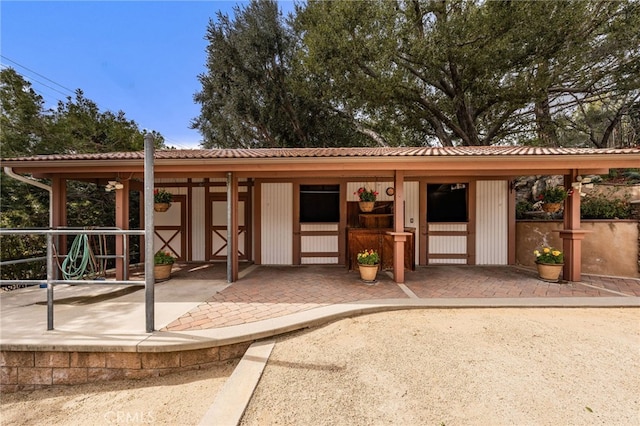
[359,201,375,213]
[542,202,562,213]
[154,203,171,212]
[536,262,564,282]
[358,263,379,282]
[154,263,173,281]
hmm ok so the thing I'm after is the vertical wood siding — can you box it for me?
[476,180,508,265]
[404,181,419,265]
[300,223,338,264]
[428,223,467,264]
[191,187,205,261]
[261,183,293,264]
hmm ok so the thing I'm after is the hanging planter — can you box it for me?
[358,201,375,213]
[355,187,378,213]
[154,203,171,212]
[154,189,173,212]
[542,202,562,213]
[538,186,567,213]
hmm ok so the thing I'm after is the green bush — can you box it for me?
[580,196,631,219]
[516,201,533,220]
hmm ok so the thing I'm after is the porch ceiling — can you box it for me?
[2,146,639,179]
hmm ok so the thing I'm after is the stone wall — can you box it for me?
[516,220,639,278]
[0,342,251,393]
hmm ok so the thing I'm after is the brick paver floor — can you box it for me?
[163,265,405,331]
[162,265,639,332]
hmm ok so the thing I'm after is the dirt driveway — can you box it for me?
[241,308,639,426]
[2,308,639,425]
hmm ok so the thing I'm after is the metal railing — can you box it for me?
[0,228,146,330]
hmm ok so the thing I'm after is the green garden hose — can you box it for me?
[61,234,96,280]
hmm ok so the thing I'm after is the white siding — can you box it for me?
[347,181,394,202]
[191,187,206,261]
[301,223,338,264]
[476,180,508,265]
[404,181,419,265]
[428,223,467,264]
[261,183,292,264]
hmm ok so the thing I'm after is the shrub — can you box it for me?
[516,201,533,220]
[581,196,631,219]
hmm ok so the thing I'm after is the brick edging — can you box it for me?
[0,341,252,393]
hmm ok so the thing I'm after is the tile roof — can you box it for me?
[3,146,640,162]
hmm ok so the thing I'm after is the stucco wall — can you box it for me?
[516,220,639,278]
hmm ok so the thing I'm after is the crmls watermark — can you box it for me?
[103,411,155,424]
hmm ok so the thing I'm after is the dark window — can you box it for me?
[300,185,340,223]
[427,183,468,222]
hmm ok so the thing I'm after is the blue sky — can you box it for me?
[1,1,295,149]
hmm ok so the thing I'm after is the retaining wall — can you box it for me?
[0,342,251,393]
[516,220,639,278]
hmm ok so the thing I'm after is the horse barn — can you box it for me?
[3,146,640,284]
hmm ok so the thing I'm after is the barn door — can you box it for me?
[206,193,249,261]
[425,183,469,264]
[154,194,186,260]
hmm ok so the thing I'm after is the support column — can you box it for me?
[51,177,67,279]
[115,179,130,281]
[389,171,410,283]
[559,170,587,282]
[51,177,67,230]
[227,172,239,282]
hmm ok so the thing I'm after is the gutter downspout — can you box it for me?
[3,167,53,228]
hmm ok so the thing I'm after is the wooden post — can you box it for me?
[51,177,67,279]
[560,170,586,282]
[227,172,239,282]
[115,179,130,281]
[391,171,406,283]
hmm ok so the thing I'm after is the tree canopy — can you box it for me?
[0,67,164,231]
[191,0,370,148]
[1,67,166,158]
[194,0,640,148]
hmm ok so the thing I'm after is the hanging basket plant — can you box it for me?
[154,189,173,212]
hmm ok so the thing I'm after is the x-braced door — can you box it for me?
[206,193,250,261]
[154,194,186,260]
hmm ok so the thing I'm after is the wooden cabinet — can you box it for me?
[348,228,415,271]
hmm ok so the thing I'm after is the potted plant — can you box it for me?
[154,188,173,212]
[354,187,379,212]
[538,186,568,213]
[154,250,175,281]
[356,248,380,283]
[534,246,564,282]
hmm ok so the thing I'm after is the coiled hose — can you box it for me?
[61,234,97,280]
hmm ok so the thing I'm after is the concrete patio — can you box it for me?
[2,263,639,391]
[1,263,639,350]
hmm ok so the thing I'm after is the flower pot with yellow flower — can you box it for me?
[534,246,564,282]
[357,249,380,283]
[154,250,175,281]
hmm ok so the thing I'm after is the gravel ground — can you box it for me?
[0,360,238,425]
[2,308,638,426]
[241,308,640,426]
